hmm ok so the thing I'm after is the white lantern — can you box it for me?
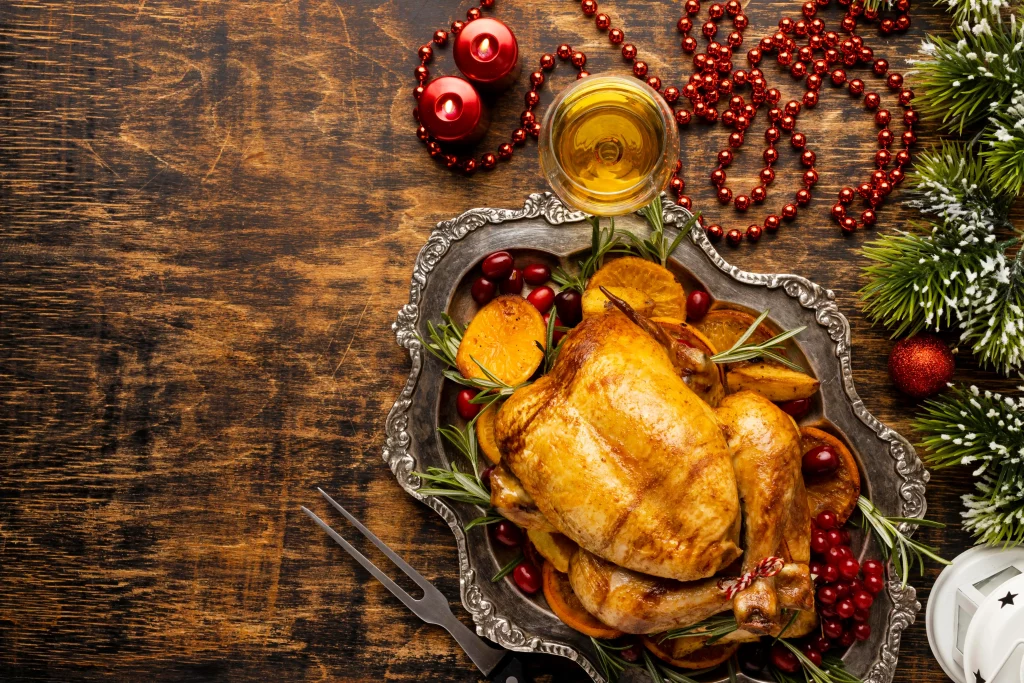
[926,546,1024,683]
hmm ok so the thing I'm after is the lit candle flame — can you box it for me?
[475,36,495,60]
[443,99,455,116]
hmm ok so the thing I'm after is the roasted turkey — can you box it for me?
[491,302,815,636]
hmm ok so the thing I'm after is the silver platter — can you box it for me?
[385,193,927,683]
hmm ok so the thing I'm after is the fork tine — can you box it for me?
[301,506,423,614]
[317,488,442,598]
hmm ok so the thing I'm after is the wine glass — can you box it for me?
[539,74,680,216]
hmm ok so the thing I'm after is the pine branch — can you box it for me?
[936,0,1012,26]
[552,215,622,293]
[958,247,1024,374]
[984,92,1024,196]
[916,18,1024,134]
[856,496,950,586]
[915,385,1024,545]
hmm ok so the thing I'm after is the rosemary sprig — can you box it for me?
[553,215,622,293]
[417,313,465,367]
[709,309,807,371]
[856,495,949,587]
[442,359,528,413]
[492,551,524,582]
[770,642,862,683]
[591,638,713,683]
[621,196,700,266]
[661,613,738,643]
[465,514,503,530]
[536,307,568,374]
[416,422,491,507]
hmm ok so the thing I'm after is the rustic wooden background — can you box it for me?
[1,0,1016,680]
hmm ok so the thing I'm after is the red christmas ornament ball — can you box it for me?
[888,334,955,398]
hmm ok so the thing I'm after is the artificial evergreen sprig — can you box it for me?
[915,385,1024,545]
[859,142,1024,375]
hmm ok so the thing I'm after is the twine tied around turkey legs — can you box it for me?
[718,555,785,599]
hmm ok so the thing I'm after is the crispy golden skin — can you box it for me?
[568,550,730,634]
[715,391,804,634]
[496,311,742,582]
[489,464,556,532]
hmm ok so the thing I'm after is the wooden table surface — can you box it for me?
[1,0,1017,680]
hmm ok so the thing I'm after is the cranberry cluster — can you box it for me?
[487,518,543,595]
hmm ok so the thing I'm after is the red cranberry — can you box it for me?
[810,560,826,578]
[687,290,712,320]
[817,585,838,605]
[853,608,870,622]
[803,444,840,475]
[779,397,811,417]
[853,623,871,641]
[472,277,497,305]
[522,540,543,568]
[554,290,583,326]
[523,263,551,286]
[812,636,832,653]
[826,529,844,547]
[457,389,481,420]
[826,546,844,565]
[863,574,885,594]
[836,598,855,618]
[481,465,494,490]
[493,520,523,547]
[527,286,556,313]
[833,580,852,597]
[838,630,856,647]
[854,590,874,610]
[544,313,565,343]
[839,528,851,545]
[821,564,839,583]
[512,562,542,594]
[839,557,861,579]
[501,268,524,294]
[482,251,514,280]
[816,510,838,530]
[621,644,642,662]
[837,545,853,561]
[811,530,830,554]
[801,644,823,667]
[770,645,800,673]
[823,619,844,640]
[862,559,884,576]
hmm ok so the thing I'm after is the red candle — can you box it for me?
[453,18,520,92]
[417,76,490,144]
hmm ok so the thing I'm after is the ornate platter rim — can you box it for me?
[384,192,927,683]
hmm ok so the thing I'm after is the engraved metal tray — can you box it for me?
[385,193,928,683]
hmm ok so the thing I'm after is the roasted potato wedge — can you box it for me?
[475,404,502,465]
[801,426,861,524]
[587,256,687,319]
[582,285,656,318]
[456,295,545,385]
[528,529,578,574]
[642,636,739,669]
[542,562,624,639]
[693,308,773,352]
[727,361,820,401]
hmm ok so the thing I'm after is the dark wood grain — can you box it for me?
[0,0,1010,680]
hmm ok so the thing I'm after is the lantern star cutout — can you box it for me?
[973,670,985,683]
[997,590,1017,608]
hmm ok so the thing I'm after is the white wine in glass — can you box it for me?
[539,75,679,216]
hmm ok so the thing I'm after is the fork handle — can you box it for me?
[488,653,530,683]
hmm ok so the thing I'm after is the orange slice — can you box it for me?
[456,295,545,386]
[642,636,739,669]
[692,308,773,353]
[542,562,624,639]
[587,256,687,319]
[581,286,656,318]
[475,404,502,465]
[801,426,861,524]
